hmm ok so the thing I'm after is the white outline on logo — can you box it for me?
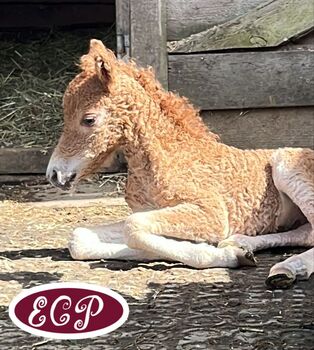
[9,282,129,339]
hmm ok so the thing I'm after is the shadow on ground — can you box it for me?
[0,248,72,261]
[0,248,187,271]
[0,271,63,289]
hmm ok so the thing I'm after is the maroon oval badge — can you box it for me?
[9,282,129,339]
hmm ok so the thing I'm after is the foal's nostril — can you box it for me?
[62,173,77,190]
[68,173,77,183]
[49,169,76,190]
[51,169,58,183]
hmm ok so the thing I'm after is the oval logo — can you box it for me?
[9,282,129,339]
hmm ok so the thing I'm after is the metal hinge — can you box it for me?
[117,34,130,60]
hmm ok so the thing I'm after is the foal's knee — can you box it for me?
[124,212,151,249]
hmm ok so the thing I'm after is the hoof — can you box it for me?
[266,273,296,289]
[218,238,256,267]
[237,249,257,267]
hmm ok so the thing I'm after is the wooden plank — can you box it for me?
[0,3,115,29]
[202,107,314,150]
[167,0,261,41]
[130,0,168,89]
[0,148,52,174]
[0,1,114,3]
[168,51,314,110]
[0,148,125,174]
[0,175,44,184]
[116,0,130,59]
[169,0,314,53]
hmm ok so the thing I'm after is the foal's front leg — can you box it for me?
[124,203,254,268]
[68,221,160,261]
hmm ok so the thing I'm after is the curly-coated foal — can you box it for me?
[47,40,314,288]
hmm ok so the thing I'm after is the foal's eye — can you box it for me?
[81,114,97,127]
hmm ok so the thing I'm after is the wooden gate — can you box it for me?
[116,0,314,149]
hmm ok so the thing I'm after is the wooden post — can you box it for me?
[130,0,168,89]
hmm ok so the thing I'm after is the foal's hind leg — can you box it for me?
[219,224,313,287]
[266,148,314,287]
[266,248,314,288]
[219,223,313,253]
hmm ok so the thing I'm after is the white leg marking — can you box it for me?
[68,222,160,261]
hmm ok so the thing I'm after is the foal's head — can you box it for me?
[47,39,210,189]
[46,39,151,189]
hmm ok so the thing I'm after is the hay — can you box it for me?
[98,173,127,195]
[0,27,115,148]
[0,199,131,251]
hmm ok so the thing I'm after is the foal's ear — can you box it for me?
[82,39,117,85]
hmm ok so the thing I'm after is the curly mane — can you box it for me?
[120,61,220,141]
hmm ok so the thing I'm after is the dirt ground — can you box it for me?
[0,179,313,350]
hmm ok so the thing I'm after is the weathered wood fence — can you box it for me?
[117,0,314,150]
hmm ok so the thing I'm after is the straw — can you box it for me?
[0,27,115,148]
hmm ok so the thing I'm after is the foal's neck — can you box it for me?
[122,91,218,174]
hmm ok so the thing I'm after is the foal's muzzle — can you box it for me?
[47,168,77,190]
